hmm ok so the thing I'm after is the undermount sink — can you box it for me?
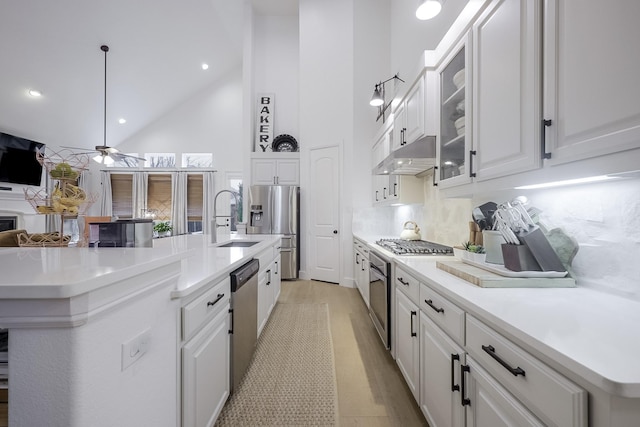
[216,241,260,248]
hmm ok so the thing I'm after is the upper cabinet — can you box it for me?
[472,0,542,181]
[251,152,300,186]
[437,36,472,188]
[393,76,427,150]
[543,0,640,165]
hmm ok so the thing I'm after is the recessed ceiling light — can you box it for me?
[201,63,209,70]
[28,89,42,97]
[118,118,127,124]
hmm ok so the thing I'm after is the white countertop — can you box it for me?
[0,233,279,300]
[355,233,640,398]
[152,233,280,299]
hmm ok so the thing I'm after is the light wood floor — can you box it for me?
[280,280,428,427]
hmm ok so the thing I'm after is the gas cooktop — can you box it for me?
[376,238,454,256]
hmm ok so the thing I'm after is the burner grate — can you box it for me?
[376,239,453,256]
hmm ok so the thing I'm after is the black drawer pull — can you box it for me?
[207,293,224,307]
[425,299,444,314]
[451,353,460,392]
[397,277,410,286]
[482,345,526,377]
[410,311,417,337]
[461,364,471,406]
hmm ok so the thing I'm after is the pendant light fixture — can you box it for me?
[416,0,443,20]
[94,45,114,165]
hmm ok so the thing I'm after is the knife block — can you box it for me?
[501,244,542,272]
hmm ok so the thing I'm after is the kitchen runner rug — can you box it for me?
[215,302,339,427]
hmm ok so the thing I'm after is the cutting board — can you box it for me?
[436,261,576,288]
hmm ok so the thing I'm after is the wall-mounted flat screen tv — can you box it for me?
[0,132,45,186]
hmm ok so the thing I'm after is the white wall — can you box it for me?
[112,68,244,185]
[253,15,299,145]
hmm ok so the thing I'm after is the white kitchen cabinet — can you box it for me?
[436,35,472,189]
[472,0,542,181]
[251,153,299,185]
[257,244,280,337]
[393,76,426,150]
[420,311,465,427]
[464,356,544,427]
[395,288,420,401]
[543,0,640,166]
[181,277,232,427]
[353,238,370,307]
[465,315,587,427]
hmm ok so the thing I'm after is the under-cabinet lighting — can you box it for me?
[28,89,42,97]
[201,63,209,70]
[514,175,617,190]
[118,118,126,124]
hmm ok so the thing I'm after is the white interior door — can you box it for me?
[308,145,340,283]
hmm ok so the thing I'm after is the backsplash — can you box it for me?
[354,176,640,301]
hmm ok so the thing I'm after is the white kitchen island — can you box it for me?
[0,233,280,427]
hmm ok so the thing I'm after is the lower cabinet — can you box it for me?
[420,311,465,427]
[353,238,370,307]
[395,288,420,401]
[258,249,281,337]
[182,291,231,427]
[464,356,544,427]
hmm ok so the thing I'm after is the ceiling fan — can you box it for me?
[62,145,147,165]
[64,45,146,166]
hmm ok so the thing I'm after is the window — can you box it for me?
[187,174,203,232]
[147,174,172,220]
[144,153,176,168]
[182,153,213,168]
[110,174,133,219]
[108,154,141,168]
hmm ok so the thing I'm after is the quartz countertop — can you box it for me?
[0,233,279,300]
[354,232,640,398]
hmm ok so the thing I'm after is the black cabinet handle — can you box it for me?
[355,253,360,265]
[397,277,410,286]
[375,190,379,202]
[393,182,397,196]
[451,353,460,392]
[266,269,271,286]
[432,166,438,186]
[482,345,526,377]
[228,308,234,334]
[207,293,224,307]
[383,187,387,199]
[469,150,477,178]
[410,311,417,337]
[461,364,471,406]
[425,299,444,314]
[541,119,552,159]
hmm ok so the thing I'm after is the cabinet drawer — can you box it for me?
[466,315,587,427]
[395,265,420,304]
[183,277,231,340]
[419,283,465,345]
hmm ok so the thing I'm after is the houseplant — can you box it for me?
[153,221,173,237]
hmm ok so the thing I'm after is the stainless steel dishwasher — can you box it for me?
[229,258,259,393]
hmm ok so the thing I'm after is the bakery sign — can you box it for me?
[256,93,274,151]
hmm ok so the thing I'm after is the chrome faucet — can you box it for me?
[212,189,240,243]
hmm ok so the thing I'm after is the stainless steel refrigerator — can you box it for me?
[247,185,300,279]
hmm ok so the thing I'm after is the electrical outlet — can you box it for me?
[121,329,151,371]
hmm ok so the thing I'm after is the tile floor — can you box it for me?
[280,280,428,427]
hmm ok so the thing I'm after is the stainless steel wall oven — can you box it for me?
[369,250,390,349]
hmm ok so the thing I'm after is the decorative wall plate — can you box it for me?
[272,134,298,152]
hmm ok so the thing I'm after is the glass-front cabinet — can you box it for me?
[437,36,471,188]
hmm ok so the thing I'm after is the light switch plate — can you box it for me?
[121,329,151,371]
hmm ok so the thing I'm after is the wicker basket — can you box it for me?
[17,232,71,247]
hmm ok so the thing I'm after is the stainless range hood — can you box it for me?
[373,135,436,175]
